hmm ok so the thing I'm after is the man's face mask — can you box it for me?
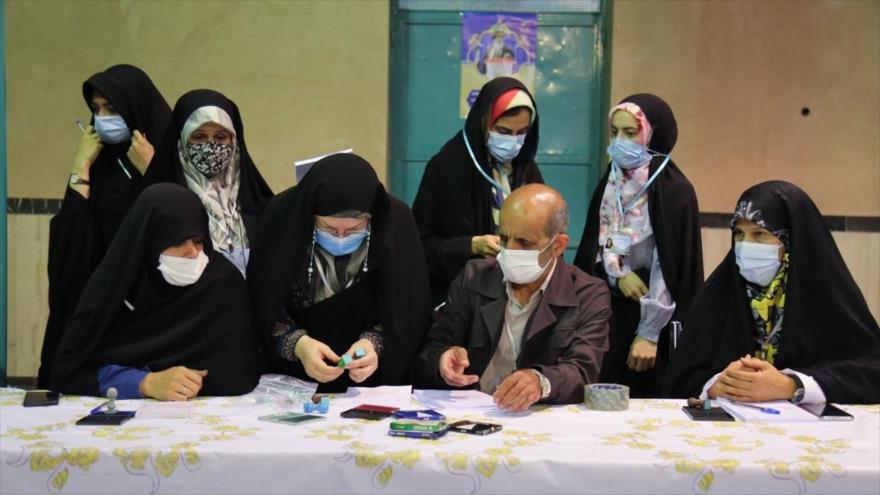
[496,235,557,284]
[186,142,234,178]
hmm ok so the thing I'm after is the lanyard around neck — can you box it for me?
[462,127,505,191]
[613,154,670,217]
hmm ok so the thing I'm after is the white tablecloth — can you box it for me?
[1,387,878,495]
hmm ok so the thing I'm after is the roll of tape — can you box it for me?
[584,383,630,411]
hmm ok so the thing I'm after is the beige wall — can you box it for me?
[5,0,879,376]
[611,0,880,216]
[6,0,391,198]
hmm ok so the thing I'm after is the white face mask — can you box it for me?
[496,235,557,284]
[157,250,209,287]
[734,241,782,287]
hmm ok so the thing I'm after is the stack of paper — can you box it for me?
[136,401,195,419]
[413,389,498,412]
[331,385,414,411]
[717,398,819,422]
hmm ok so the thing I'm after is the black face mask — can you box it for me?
[186,142,233,177]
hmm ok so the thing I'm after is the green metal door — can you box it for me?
[389,0,612,261]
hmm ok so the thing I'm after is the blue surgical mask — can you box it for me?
[487,131,526,163]
[734,241,782,287]
[607,137,652,170]
[315,228,367,257]
[93,115,132,144]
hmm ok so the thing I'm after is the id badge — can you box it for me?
[605,234,632,256]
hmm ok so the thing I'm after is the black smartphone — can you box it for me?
[23,391,60,407]
[449,420,502,435]
[798,403,854,421]
[76,411,135,426]
[388,429,448,440]
[682,406,735,422]
[340,404,398,421]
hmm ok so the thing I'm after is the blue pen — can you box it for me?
[730,400,780,415]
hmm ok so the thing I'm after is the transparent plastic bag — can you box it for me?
[246,374,319,410]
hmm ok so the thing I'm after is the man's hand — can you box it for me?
[493,369,541,411]
[439,346,479,387]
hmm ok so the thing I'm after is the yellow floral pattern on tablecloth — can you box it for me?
[193,414,227,425]
[791,435,850,455]
[679,433,764,453]
[5,440,99,493]
[602,431,654,450]
[334,441,422,488]
[628,418,698,432]
[712,421,787,436]
[654,450,740,494]
[2,422,69,441]
[113,442,200,494]
[756,455,845,495]
[91,425,174,442]
[198,424,258,442]
[0,389,25,406]
[2,391,875,494]
[307,423,365,442]
[430,429,551,495]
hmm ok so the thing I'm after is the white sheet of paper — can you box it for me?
[136,401,195,419]
[331,385,414,411]
[718,398,819,422]
[294,148,354,183]
[413,389,498,412]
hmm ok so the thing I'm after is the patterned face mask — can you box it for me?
[186,142,234,178]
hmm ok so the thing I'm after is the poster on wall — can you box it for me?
[460,12,538,118]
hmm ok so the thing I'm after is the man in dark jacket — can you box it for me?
[416,184,611,411]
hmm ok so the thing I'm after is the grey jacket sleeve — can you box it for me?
[415,266,475,388]
[532,281,611,404]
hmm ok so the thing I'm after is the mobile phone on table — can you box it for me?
[681,406,735,422]
[340,404,399,421]
[388,429,448,440]
[390,419,447,433]
[23,391,60,407]
[797,403,854,421]
[449,420,502,435]
[76,411,135,426]
[258,413,325,426]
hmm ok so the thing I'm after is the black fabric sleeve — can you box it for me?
[40,186,96,388]
[412,156,474,285]
[797,356,880,404]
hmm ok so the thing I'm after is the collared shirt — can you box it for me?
[480,259,557,394]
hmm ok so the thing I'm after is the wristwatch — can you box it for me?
[788,373,805,404]
[529,369,551,399]
[69,173,90,186]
